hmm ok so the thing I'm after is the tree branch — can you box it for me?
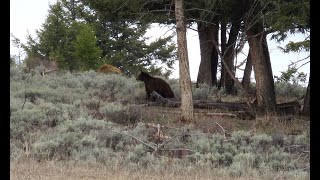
[212,38,254,107]
[113,131,156,150]
[289,55,310,67]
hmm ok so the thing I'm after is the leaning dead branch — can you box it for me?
[198,121,227,139]
[113,125,198,156]
[113,131,156,150]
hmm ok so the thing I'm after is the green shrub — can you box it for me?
[266,149,296,171]
[192,83,211,100]
[100,102,141,125]
[83,98,101,110]
[80,135,97,148]
[62,117,112,134]
[96,127,126,150]
[79,70,99,89]
[60,75,83,88]
[232,152,257,169]
[32,131,83,160]
[125,144,154,168]
[11,109,47,132]
[275,82,306,99]
[230,131,252,152]
[252,134,273,152]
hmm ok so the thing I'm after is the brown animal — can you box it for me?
[136,71,175,101]
[97,64,122,74]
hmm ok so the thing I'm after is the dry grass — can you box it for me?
[140,106,309,136]
[10,160,263,180]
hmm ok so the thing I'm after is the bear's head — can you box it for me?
[136,71,152,81]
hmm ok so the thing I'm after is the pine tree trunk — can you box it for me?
[246,26,277,113]
[241,50,253,90]
[196,22,213,87]
[175,0,194,122]
[196,21,219,87]
[302,76,310,116]
[219,20,227,89]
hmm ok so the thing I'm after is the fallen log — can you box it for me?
[148,91,255,120]
[149,91,250,111]
[277,100,300,115]
[148,91,300,119]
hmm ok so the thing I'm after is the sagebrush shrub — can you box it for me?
[100,102,141,125]
[32,131,83,160]
[252,134,273,152]
[10,67,309,179]
[275,81,306,100]
[192,83,211,100]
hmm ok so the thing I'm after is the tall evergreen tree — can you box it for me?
[72,23,103,71]
[20,0,176,75]
[81,0,177,76]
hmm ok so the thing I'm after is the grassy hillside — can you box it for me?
[10,67,309,179]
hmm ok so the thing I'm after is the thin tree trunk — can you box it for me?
[175,0,194,122]
[211,20,219,86]
[222,21,241,94]
[241,50,253,90]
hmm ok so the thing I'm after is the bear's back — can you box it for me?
[146,77,175,98]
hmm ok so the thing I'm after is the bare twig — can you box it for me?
[114,126,199,157]
[160,148,196,153]
[284,144,309,148]
[146,123,179,130]
[212,38,253,107]
[301,166,310,171]
[297,60,310,70]
[113,131,156,150]
[235,57,248,69]
[289,55,310,67]
[198,121,227,139]
[112,0,130,13]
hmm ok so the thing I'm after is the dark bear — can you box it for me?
[136,71,175,101]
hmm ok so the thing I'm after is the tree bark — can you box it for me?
[175,0,194,122]
[219,20,227,89]
[196,22,213,87]
[245,24,277,113]
[222,21,241,94]
[302,76,310,116]
[241,50,253,90]
[211,20,219,86]
[196,21,219,87]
